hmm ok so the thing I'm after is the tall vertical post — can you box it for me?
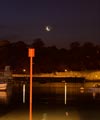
[28,48,35,120]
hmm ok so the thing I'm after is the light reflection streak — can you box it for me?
[80,87,84,93]
[0,91,8,104]
[93,91,96,99]
[92,87,100,99]
[42,113,47,120]
[64,82,67,104]
[23,84,25,103]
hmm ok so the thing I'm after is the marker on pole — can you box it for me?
[28,48,35,120]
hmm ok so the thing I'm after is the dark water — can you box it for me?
[1,78,100,119]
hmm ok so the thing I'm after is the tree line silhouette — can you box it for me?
[0,39,100,73]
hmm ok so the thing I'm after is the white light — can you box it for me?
[23,69,26,72]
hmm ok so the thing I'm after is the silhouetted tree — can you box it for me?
[70,41,80,50]
[32,38,45,49]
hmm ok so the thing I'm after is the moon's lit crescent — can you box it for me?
[45,26,51,31]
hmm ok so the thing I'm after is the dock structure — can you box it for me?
[12,72,85,83]
[12,70,100,81]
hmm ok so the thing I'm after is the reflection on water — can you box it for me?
[0,91,8,104]
[23,84,25,103]
[0,79,100,119]
[91,88,100,99]
[64,82,67,104]
[0,86,12,104]
[80,87,85,93]
[0,80,100,106]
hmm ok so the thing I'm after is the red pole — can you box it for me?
[30,56,32,120]
[28,48,35,120]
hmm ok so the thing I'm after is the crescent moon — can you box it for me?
[45,26,51,31]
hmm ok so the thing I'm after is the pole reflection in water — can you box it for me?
[64,82,67,104]
[23,84,25,103]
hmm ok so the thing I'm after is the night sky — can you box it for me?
[0,0,100,48]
